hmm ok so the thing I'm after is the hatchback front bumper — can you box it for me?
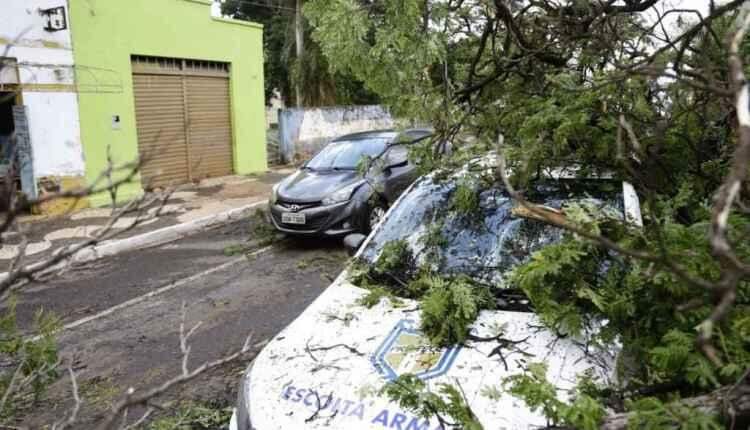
[269,199,363,236]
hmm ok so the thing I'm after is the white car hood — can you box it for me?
[247,273,616,430]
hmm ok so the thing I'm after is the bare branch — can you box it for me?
[495,140,720,292]
[93,305,255,430]
[52,367,81,430]
[0,187,174,300]
[696,1,750,364]
[179,302,203,376]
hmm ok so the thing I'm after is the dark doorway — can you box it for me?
[0,91,16,211]
[0,92,14,163]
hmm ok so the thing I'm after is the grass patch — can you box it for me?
[249,208,281,246]
[223,209,281,256]
[144,400,233,430]
[223,244,247,256]
[79,375,119,410]
[297,255,345,271]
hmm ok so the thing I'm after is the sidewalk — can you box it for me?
[0,166,295,268]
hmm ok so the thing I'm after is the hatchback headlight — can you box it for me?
[322,181,364,206]
[269,183,280,205]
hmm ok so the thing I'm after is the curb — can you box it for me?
[1,200,267,282]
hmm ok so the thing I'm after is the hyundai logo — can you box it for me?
[289,204,301,212]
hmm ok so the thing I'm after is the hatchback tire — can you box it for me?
[365,200,388,233]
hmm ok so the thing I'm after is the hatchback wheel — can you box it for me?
[368,204,387,231]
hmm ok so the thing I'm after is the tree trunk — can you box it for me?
[294,0,304,107]
[598,382,750,430]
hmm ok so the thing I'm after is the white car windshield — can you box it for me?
[306,138,389,170]
[360,175,622,289]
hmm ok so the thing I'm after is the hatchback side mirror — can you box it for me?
[343,233,366,256]
[386,159,409,170]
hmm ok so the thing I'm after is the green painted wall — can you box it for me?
[69,0,266,206]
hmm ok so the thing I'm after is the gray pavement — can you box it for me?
[1,168,295,266]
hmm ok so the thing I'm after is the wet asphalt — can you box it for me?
[11,219,348,428]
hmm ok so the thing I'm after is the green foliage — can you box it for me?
[0,299,60,419]
[479,385,502,401]
[357,286,392,308]
[305,0,443,119]
[348,239,417,290]
[79,375,119,410]
[510,212,750,423]
[308,0,750,426]
[504,363,605,430]
[382,375,483,430]
[356,154,373,177]
[225,209,280,255]
[145,401,233,430]
[223,244,246,256]
[449,180,479,217]
[418,221,447,270]
[626,397,722,430]
[419,276,492,346]
[349,244,495,346]
[375,240,414,276]
[348,240,416,306]
[250,209,280,246]
[222,0,378,107]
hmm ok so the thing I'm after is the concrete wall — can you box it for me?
[278,105,394,163]
[68,0,266,206]
[0,0,86,183]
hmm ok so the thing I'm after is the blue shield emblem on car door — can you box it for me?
[371,319,461,381]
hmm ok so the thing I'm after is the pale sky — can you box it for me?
[208,0,722,33]
[642,0,712,31]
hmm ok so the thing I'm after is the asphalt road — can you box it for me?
[11,219,348,428]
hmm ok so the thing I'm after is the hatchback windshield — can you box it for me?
[306,138,389,170]
[360,175,622,287]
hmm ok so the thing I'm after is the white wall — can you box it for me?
[23,92,84,175]
[0,0,85,178]
[278,105,395,162]
[296,106,394,143]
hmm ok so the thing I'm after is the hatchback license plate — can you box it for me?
[281,212,306,225]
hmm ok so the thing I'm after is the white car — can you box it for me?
[230,166,642,430]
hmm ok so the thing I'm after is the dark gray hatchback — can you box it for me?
[269,128,433,236]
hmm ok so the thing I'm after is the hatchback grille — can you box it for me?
[277,200,320,211]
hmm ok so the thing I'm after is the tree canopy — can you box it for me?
[220,0,379,106]
[305,0,750,428]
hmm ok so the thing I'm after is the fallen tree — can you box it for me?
[307,0,750,428]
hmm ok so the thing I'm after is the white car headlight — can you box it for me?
[322,181,364,206]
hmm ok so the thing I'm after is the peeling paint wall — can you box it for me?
[278,105,394,163]
[1,1,85,180]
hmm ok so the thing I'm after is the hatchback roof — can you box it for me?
[332,130,398,141]
[332,127,433,143]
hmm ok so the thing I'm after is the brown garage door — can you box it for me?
[132,73,189,187]
[186,75,233,180]
[132,56,233,188]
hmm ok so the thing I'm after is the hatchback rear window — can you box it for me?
[306,138,389,170]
